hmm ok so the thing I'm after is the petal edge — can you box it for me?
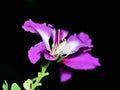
[62,53,101,70]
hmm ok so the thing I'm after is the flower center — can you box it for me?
[49,49,56,56]
[50,39,66,57]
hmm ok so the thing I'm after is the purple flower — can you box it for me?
[22,19,101,82]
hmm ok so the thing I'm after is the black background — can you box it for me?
[0,0,114,90]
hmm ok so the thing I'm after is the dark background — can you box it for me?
[0,0,114,90]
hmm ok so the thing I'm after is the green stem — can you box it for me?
[32,61,51,90]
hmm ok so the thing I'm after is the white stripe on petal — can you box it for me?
[38,29,51,51]
[59,34,82,55]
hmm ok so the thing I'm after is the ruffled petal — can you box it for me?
[22,19,54,51]
[78,32,93,52]
[78,32,92,46]
[28,42,45,64]
[62,53,101,70]
[22,19,38,34]
[59,67,72,82]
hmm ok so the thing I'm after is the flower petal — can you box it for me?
[52,29,57,49]
[78,32,92,45]
[44,51,56,60]
[28,42,45,64]
[22,19,38,34]
[22,19,54,51]
[59,34,82,55]
[78,32,93,52]
[59,67,72,82]
[62,53,101,70]
[59,29,69,40]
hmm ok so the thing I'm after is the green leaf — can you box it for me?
[2,80,8,90]
[11,83,21,90]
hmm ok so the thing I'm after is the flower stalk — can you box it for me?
[23,61,51,90]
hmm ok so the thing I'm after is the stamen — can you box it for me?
[55,38,66,55]
[58,29,60,45]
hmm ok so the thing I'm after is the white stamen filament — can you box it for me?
[49,30,67,58]
[50,38,66,57]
